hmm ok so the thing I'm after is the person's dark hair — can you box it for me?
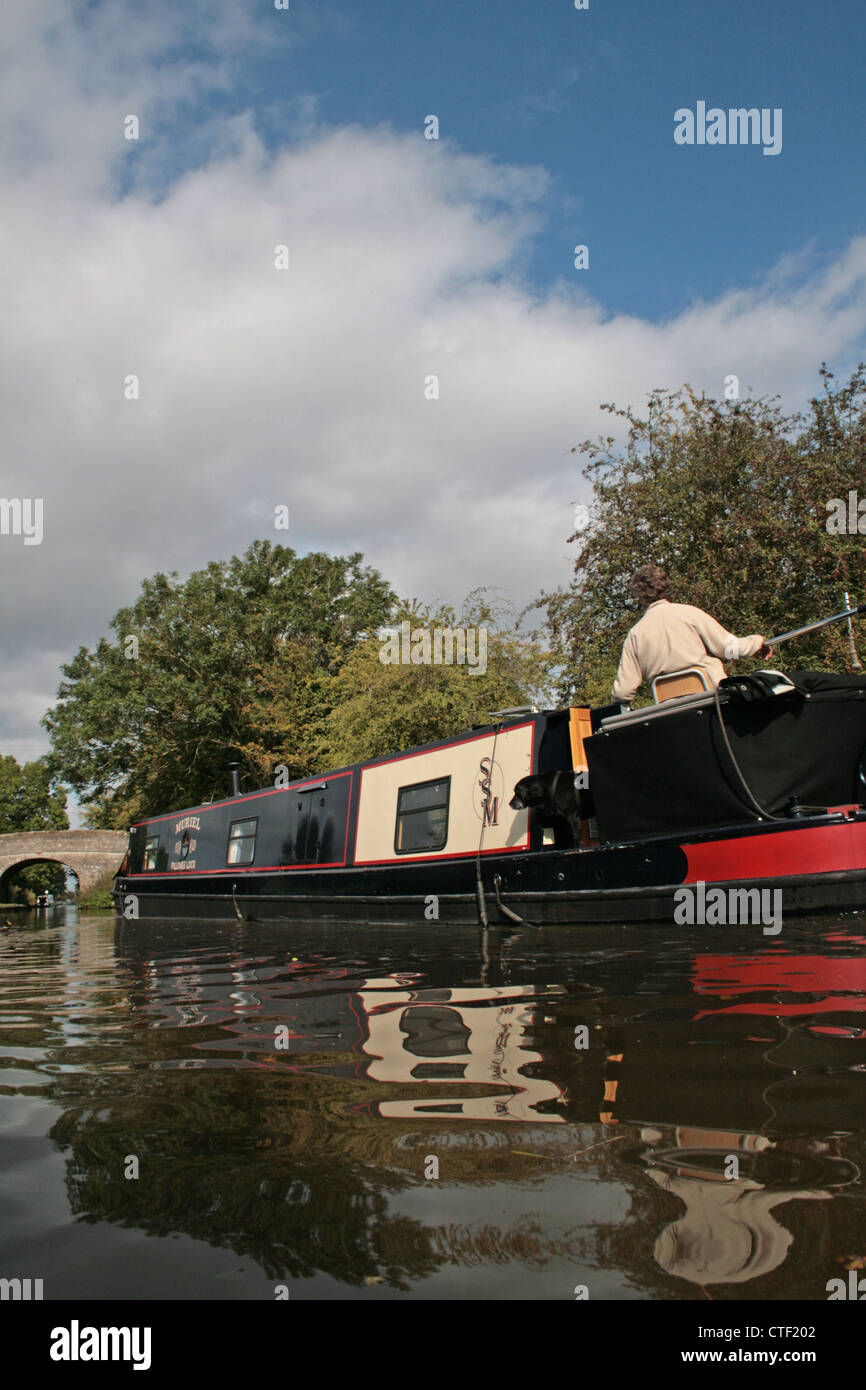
[630,564,672,608]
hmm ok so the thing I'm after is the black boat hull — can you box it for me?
[114,812,866,926]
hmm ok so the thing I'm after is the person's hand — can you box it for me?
[759,640,773,660]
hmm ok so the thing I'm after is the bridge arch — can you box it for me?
[0,830,128,897]
[0,856,79,897]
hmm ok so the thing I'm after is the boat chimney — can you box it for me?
[228,762,242,798]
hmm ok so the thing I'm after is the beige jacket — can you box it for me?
[611,600,763,703]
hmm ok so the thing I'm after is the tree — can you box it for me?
[0,755,69,902]
[317,592,556,768]
[44,541,396,825]
[543,365,866,706]
[0,755,68,832]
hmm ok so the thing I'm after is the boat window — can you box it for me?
[395,777,450,854]
[227,817,257,865]
[143,835,160,871]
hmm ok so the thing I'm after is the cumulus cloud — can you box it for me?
[2,1,866,770]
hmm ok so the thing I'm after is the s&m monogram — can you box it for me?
[478,757,499,827]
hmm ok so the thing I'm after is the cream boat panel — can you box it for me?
[354,722,534,865]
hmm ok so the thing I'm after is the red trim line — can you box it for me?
[125,839,526,879]
[348,843,529,869]
[125,861,349,878]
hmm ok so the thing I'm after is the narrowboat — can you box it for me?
[113,669,866,926]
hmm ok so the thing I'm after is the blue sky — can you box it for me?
[130,0,866,318]
[1,0,865,781]
[326,1,863,316]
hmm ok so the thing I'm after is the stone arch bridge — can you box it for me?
[0,830,128,895]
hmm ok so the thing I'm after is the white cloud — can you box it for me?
[2,3,866,761]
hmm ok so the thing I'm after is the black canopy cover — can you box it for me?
[584,671,866,843]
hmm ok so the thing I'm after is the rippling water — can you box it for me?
[2,905,866,1300]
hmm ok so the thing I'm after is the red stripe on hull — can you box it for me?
[683,819,866,884]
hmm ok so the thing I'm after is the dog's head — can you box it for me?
[510,775,545,811]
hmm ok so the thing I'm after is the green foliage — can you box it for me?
[0,754,68,833]
[543,364,866,706]
[44,541,396,824]
[78,866,118,910]
[317,592,556,768]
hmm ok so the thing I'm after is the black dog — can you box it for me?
[510,770,585,844]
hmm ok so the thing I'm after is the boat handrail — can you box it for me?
[598,690,723,731]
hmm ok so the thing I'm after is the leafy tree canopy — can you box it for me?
[315,591,556,769]
[0,754,68,834]
[44,541,395,825]
[543,364,866,706]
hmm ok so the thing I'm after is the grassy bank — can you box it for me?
[77,867,118,910]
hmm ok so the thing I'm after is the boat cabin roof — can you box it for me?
[130,706,566,828]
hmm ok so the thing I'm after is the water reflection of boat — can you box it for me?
[115,671,866,925]
[692,950,866,1019]
[111,921,866,1137]
[357,982,567,1122]
[91,919,866,1295]
[575,947,866,1136]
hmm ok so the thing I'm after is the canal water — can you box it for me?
[1,906,865,1301]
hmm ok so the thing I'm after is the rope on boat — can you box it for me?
[474,722,501,928]
[231,883,244,922]
[493,874,537,927]
[475,870,489,928]
[712,687,783,821]
[474,720,539,927]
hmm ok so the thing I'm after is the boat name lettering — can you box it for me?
[174,816,201,833]
[169,860,197,871]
